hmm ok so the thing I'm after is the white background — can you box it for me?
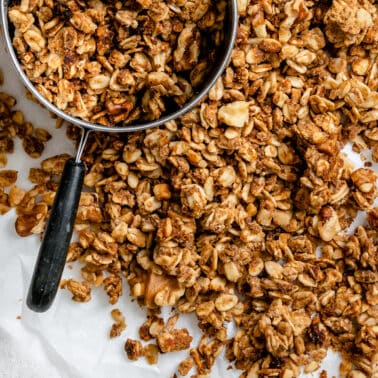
[0,36,354,378]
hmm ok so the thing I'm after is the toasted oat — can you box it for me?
[109,309,127,339]
[157,329,193,353]
[178,357,195,376]
[124,339,143,361]
[143,343,159,365]
[61,279,91,302]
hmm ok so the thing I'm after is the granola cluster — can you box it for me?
[8,0,226,126]
[2,0,378,377]
[0,75,52,216]
[125,313,192,365]
[0,90,51,161]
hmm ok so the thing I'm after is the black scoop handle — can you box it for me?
[27,158,85,312]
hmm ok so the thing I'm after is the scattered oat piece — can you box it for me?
[143,343,159,365]
[0,170,18,188]
[367,208,378,229]
[110,309,127,339]
[15,202,48,236]
[178,357,195,376]
[61,279,91,302]
[103,275,122,305]
[66,242,84,263]
[124,339,143,361]
[157,329,193,353]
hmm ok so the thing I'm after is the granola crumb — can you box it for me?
[143,343,159,365]
[124,339,143,361]
[109,309,126,338]
[178,357,195,376]
[157,329,193,353]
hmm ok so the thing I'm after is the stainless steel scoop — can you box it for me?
[0,0,238,312]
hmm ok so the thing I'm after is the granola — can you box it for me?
[2,0,378,377]
[157,328,193,353]
[0,89,50,161]
[109,308,127,338]
[8,0,226,126]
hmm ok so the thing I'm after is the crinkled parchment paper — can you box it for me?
[1,36,371,378]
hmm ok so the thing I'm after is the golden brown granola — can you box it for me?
[143,343,159,365]
[110,308,127,338]
[61,278,91,302]
[124,338,143,361]
[0,88,50,165]
[2,0,378,377]
[8,0,226,126]
[157,328,193,353]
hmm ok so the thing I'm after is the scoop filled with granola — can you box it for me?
[7,0,232,126]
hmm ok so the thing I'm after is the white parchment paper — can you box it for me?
[1,36,374,378]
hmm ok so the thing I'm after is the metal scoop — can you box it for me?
[0,0,238,312]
